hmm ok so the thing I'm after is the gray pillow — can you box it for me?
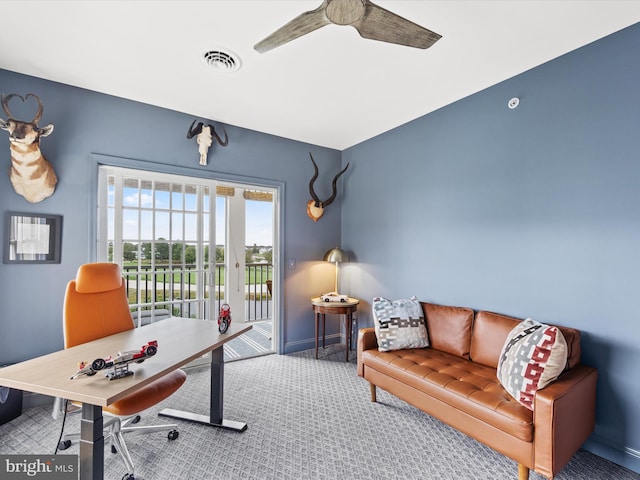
[372,296,430,352]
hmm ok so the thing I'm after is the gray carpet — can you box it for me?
[1,345,637,480]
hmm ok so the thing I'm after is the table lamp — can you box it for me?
[323,247,349,294]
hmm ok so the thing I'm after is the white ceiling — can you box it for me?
[1,1,639,150]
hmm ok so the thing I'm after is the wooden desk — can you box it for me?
[0,318,251,480]
[311,297,359,362]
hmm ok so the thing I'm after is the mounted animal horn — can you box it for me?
[307,153,349,222]
[187,119,229,166]
[0,93,56,203]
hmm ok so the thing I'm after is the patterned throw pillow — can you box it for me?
[372,297,429,352]
[497,318,568,410]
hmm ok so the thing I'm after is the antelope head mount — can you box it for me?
[307,153,349,222]
[186,120,228,166]
[0,93,57,203]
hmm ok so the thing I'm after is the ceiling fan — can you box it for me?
[254,0,442,53]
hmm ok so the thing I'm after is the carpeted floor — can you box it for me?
[1,345,637,480]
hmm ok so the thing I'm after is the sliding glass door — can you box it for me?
[97,166,279,360]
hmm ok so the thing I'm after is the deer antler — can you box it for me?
[1,94,44,125]
[308,152,349,208]
[186,120,203,139]
[25,94,43,125]
[322,162,349,208]
[308,153,321,206]
[210,125,229,146]
[1,93,25,119]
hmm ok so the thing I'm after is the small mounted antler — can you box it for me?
[307,152,349,222]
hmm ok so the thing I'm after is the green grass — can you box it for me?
[127,289,271,304]
[123,264,272,287]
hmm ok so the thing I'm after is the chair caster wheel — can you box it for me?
[122,474,134,480]
[131,415,141,424]
[111,445,118,454]
[168,429,179,441]
[58,440,72,450]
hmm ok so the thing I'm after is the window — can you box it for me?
[98,167,216,325]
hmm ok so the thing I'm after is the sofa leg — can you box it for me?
[518,464,529,480]
[370,383,377,402]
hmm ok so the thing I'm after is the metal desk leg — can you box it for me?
[80,404,104,480]
[159,346,247,432]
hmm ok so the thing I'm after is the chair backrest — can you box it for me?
[63,263,135,348]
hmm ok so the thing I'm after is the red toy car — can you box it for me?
[71,341,158,380]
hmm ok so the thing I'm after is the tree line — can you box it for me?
[117,241,272,264]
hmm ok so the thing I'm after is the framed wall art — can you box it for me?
[3,212,62,264]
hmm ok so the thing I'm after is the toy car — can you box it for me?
[71,341,158,380]
[218,303,231,333]
[320,292,348,303]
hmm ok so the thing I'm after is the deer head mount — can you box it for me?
[307,153,349,222]
[0,93,57,203]
[186,120,228,166]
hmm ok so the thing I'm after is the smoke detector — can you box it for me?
[201,48,242,72]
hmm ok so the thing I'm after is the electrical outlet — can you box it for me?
[288,258,296,269]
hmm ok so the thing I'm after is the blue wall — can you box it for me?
[341,23,640,472]
[0,69,343,364]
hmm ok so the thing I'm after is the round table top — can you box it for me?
[311,296,360,307]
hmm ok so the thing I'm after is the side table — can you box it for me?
[311,297,360,362]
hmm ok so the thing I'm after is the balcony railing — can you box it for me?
[122,263,272,322]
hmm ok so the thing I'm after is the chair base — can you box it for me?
[59,413,179,477]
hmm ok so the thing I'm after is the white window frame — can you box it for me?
[97,166,217,324]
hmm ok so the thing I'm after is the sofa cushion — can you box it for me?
[372,297,429,352]
[470,311,520,368]
[470,311,581,371]
[361,347,534,442]
[420,302,473,359]
[497,319,568,410]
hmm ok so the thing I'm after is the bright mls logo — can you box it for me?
[1,455,77,479]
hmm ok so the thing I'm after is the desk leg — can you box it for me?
[159,346,247,432]
[80,404,104,480]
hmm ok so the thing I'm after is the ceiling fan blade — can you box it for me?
[254,5,331,53]
[352,1,442,49]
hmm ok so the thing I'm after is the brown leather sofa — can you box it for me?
[357,302,598,480]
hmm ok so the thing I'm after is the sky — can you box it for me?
[219,196,273,246]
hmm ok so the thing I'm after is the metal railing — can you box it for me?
[122,263,272,322]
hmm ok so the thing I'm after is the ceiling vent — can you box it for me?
[201,48,242,73]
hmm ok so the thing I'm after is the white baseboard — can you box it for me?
[583,434,640,474]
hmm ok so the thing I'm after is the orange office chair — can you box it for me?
[58,262,187,480]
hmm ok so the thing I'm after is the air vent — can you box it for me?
[201,49,241,72]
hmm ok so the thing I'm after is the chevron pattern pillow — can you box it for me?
[372,296,429,352]
[497,318,568,410]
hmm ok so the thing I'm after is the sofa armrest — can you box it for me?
[533,364,598,479]
[357,327,378,377]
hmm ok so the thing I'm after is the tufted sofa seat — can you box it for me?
[357,302,597,480]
